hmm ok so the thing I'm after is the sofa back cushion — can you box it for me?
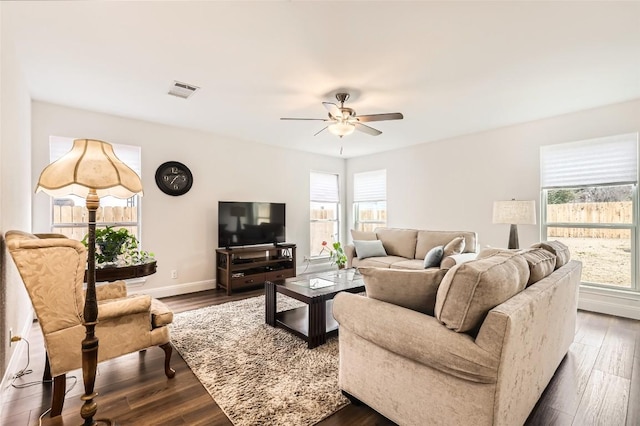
[531,241,571,269]
[360,267,448,316]
[520,248,557,286]
[350,229,377,241]
[415,230,477,259]
[375,228,418,259]
[435,251,529,333]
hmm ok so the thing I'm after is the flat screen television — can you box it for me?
[218,201,286,248]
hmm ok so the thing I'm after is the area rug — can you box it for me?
[171,295,349,426]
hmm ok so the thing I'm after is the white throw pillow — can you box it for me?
[353,240,387,259]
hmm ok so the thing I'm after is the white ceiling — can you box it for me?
[4,1,640,158]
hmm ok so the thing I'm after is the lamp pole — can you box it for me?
[80,189,111,426]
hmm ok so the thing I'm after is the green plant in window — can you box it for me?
[81,226,154,266]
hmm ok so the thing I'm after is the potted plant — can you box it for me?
[321,240,347,269]
[82,226,154,266]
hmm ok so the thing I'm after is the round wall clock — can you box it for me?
[155,161,193,196]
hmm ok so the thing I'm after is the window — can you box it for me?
[49,136,142,241]
[541,133,638,290]
[310,172,340,257]
[353,169,387,232]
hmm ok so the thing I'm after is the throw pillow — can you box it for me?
[519,248,557,286]
[353,240,387,259]
[434,251,529,333]
[360,267,448,315]
[530,241,570,269]
[350,229,377,241]
[423,246,444,268]
[443,236,466,257]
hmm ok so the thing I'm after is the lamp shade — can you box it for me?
[36,139,143,199]
[492,200,536,225]
[328,122,355,137]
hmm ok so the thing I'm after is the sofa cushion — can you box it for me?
[520,248,557,286]
[351,229,377,241]
[415,230,477,259]
[477,247,513,259]
[353,239,387,259]
[435,251,529,333]
[443,236,466,257]
[360,267,448,315]
[390,259,427,270]
[353,256,408,269]
[531,241,570,269]
[423,246,444,268]
[375,228,418,259]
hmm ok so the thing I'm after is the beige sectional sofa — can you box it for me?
[346,227,479,270]
[333,242,581,426]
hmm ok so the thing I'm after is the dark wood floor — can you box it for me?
[1,288,639,425]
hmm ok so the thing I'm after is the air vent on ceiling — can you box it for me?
[168,81,199,99]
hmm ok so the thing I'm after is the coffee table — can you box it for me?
[265,269,364,348]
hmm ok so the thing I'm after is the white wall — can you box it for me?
[347,98,640,318]
[0,5,35,387]
[32,102,345,297]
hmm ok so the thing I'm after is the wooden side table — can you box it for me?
[84,261,157,282]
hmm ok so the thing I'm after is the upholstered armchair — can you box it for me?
[5,230,175,417]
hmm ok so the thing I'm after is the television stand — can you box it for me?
[216,244,296,295]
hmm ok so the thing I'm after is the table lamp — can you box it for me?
[36,139,143,425]
[492,199,536,249]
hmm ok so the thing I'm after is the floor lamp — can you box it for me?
[492,199,537,249]
[36,139,143,426]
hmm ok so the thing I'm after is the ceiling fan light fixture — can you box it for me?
[328,122,355,137]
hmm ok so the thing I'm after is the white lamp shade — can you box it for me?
[36,139,143,198]
[328,122,355,137]
[493,200,536,225]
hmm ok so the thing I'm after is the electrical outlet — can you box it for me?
[171,270,178,279]
[303,255,310,261]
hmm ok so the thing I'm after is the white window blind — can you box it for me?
[540,133,638,188]
[354,170,387,202]
[50,136,142,177]
[310,172,339,202]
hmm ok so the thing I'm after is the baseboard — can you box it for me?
[578,287,640,320]
[0,310,35,419]
[128,279,216,299]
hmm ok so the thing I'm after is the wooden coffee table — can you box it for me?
[265,269,364,348]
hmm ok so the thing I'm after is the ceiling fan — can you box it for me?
[280,93,404,138]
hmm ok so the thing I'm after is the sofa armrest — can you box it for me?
[333,292,499,383]
[96,280,128,301]
[345,244,356,268]
[440,252,478,269]
[98,294,151,321]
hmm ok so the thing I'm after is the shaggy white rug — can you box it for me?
[171,295,348,426]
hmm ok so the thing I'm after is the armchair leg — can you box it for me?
[43,352,52,382]
[160,343,176,379]
[51,374,66,417]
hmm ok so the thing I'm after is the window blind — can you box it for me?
[50,136,142,176]
[540,133,638,188]
[310,172,339,202]
[354,169,387,202]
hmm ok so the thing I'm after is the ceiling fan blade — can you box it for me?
[314,126,328,136]
[355,122,382,136]
[280,117,327,121]
[322,102,341,119]
[356,112,404,123]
